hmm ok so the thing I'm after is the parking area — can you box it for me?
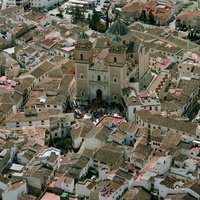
[44,0,112,22]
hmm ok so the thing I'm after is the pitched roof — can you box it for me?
[86,126,112,141]
[121,187,151,200]
[94,145,124,166]
[121,2,143,13]
[136,110,197,135]
[181,179,200,195]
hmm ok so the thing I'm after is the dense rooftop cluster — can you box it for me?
[0,0,199,200]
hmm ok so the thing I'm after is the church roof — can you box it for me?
[111,35,123,44]
[106,20,131,37]
[78,32,89,40]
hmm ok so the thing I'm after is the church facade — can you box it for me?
[74,20,149,103]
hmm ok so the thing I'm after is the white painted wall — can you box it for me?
[2,181,27,200]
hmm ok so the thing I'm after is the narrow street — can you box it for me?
[187,103,200,121]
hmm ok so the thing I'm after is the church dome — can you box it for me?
[78,32,89,40]
[106,20,131,37]
[111,35,123,44]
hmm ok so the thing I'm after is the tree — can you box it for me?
[89,9,101,30]
[88,9,107,33]
[139,10,146,23]
[148,10,155,25]
[53,138,73,154]
[57,7,64,18]
[71,7,85,24]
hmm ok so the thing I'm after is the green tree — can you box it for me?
[71,7,85,24]
[139,10,147,23]
[57,7,64,18]
[53,138,73,154]
[89,9,100,30]
[148,10,155,25]
[96,21,107,33]
[89,9,107,33]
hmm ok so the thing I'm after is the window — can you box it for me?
[54,106,57,108]
[113,76,117,82]
[47,105,50,107]
[80,73,84,79]
[114,57,117,63]
[80,54,83,60]
[97,75,101,81]
[81,91,85,96]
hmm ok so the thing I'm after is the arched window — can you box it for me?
[97,75,101,81]
[113,76,117,82]
[80,73,84,79]
[130,54,133,58]
[80,54,83,60]
[114,57,117,63]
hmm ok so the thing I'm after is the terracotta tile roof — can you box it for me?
[191,10,200,17]
[41,39,57,48]
[121,2,143,13]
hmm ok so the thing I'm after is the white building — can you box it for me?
[2,180,27,200]
[54,176,74,193]
[6,0,29,7]
[30,0,60,10]
[75,179,96,197]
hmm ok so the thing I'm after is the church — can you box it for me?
[74,20,149,103]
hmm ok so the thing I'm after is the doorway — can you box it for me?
[96,89,102,100]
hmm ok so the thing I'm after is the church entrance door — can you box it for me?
[96,89,102,100]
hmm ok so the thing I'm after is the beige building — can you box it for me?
[75,20,149,103]
[176,10,200,32]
